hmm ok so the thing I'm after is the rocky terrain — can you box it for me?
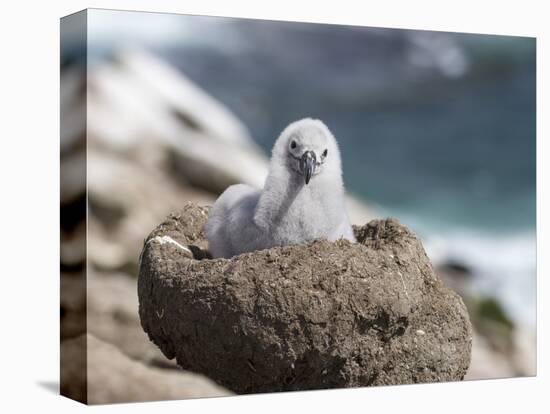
[60,49,535,403]
[61,334,230,404]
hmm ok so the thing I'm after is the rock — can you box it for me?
[62,266,188,371]
[435,267,536,381]
[510,327,536,376]
[87,49,268,193]
[62,268,179,369]
[465,323,536,381]
[463,326,535,380]
[60,149,86,206]
[60,220,86,269]
[60,65,86,206]
[60,273,86,340]
[60,332,87,402]
[435,260,474,300]
[60,64,86,157]
[465,330,516,380]
[83,49,264,274]
[138,203,472,394]
[88,271,178,369]
[438,260,472,276]
[87,149,214,271]
[61,334,232,404]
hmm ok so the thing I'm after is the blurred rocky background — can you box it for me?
[60,9,536,403]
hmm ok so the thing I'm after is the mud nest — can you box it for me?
[138,203,472,394]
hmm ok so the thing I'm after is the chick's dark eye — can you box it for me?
[290,140,297,149]
[323,149,328,157]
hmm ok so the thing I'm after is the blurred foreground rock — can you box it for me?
[88,271,179,368]
[61,334,231,404]
[139,203,472,393]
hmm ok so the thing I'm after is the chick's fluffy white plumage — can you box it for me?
[204,118,355,258]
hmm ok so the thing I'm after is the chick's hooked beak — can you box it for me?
[300,151,316,185]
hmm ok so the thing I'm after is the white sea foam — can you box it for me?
[423,229,536,328]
